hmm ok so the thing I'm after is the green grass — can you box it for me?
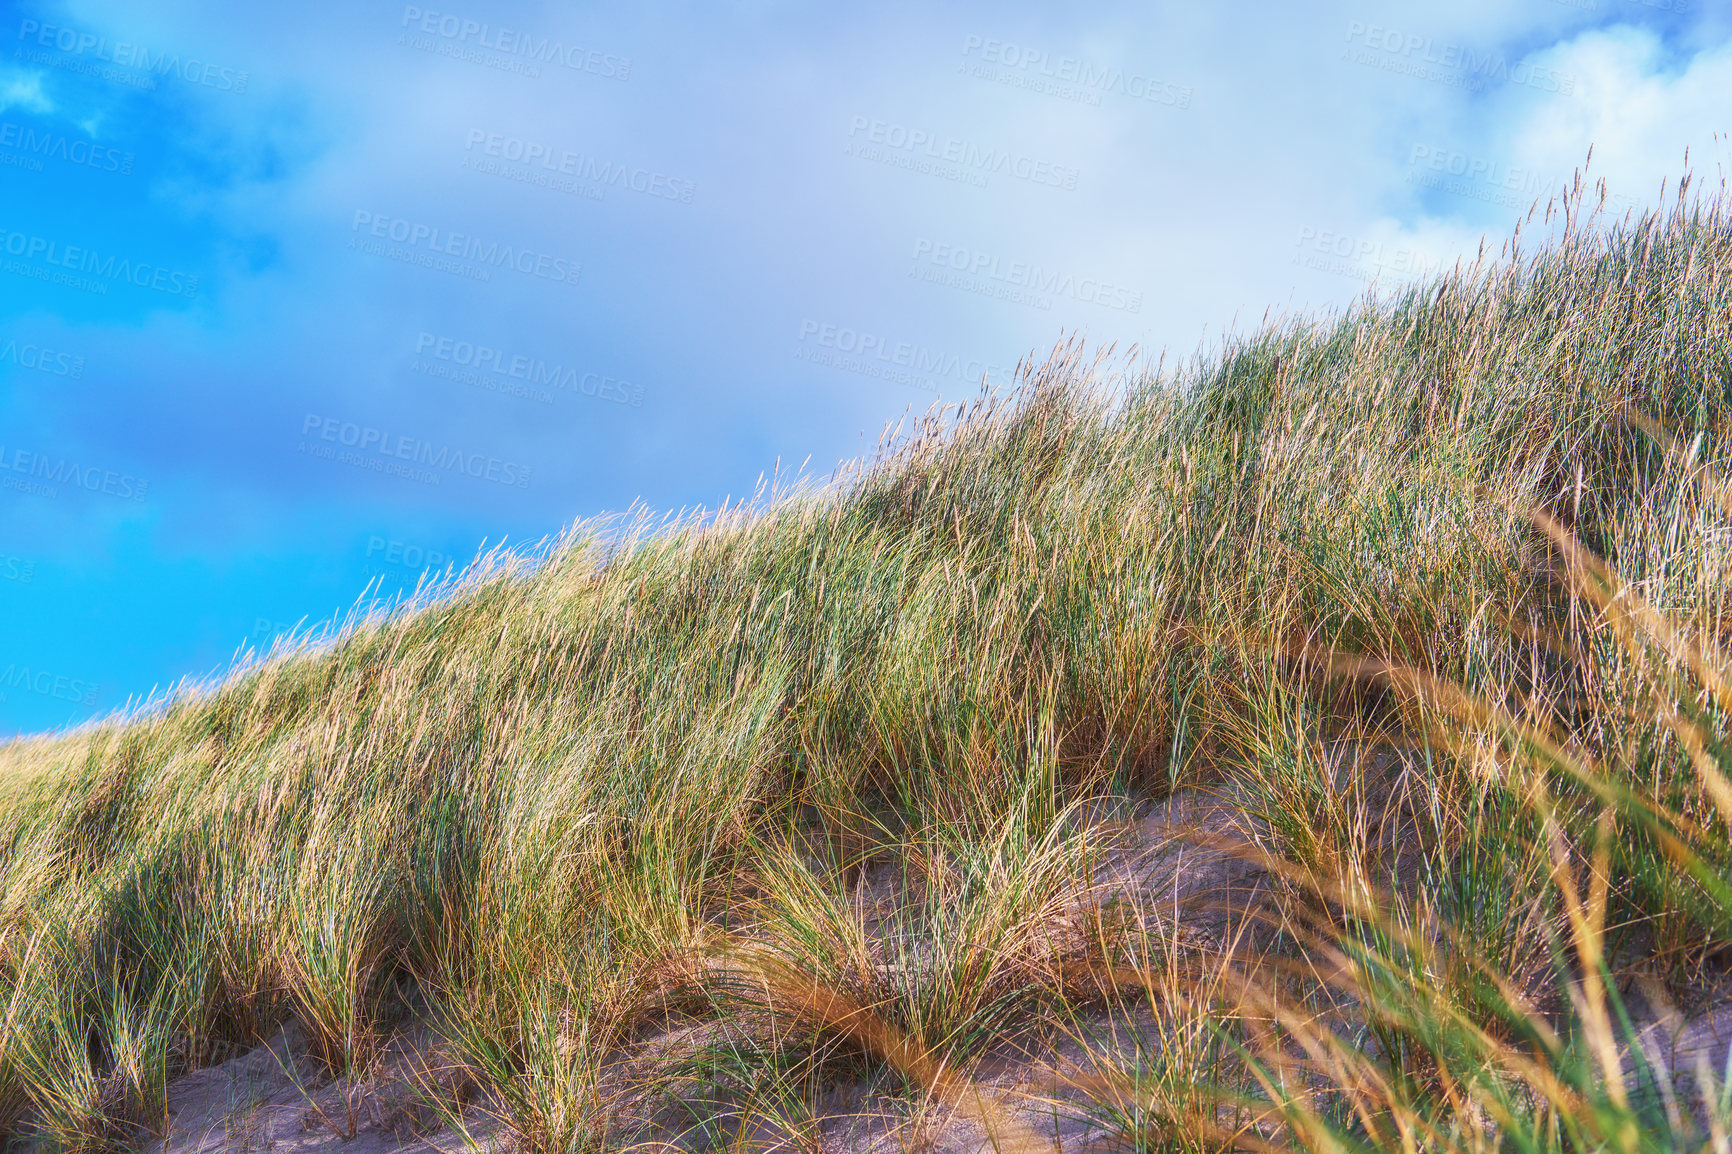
[4,173,1732,1151]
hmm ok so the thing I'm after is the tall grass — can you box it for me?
[3,171,1732,1151]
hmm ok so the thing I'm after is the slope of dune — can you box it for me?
[6,179,1732,1152]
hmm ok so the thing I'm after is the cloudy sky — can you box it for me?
[0,0,1722,734]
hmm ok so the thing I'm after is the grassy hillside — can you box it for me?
[5,176,1732,1152]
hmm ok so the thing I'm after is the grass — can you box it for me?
[3,170,1732,1151]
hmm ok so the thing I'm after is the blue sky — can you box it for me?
[0,0,1724,734]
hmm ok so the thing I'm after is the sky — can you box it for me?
[0,0,1725,735]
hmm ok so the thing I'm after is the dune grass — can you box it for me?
[4,173,1732,1151]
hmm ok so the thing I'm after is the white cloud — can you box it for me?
[1504,25,1732,213]
[0,67,52,114]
